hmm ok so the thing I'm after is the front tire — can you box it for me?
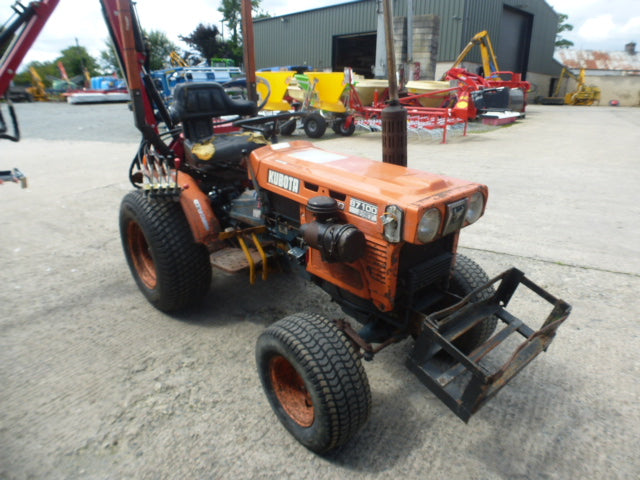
[256,313,371,453]
[448,254,498,353]
[119,190,211,312]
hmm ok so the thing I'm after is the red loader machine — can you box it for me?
[2,0,571,454]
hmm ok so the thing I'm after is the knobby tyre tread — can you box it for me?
[450,254,498,353]
[256,312,371,453]
[119,190,211,312]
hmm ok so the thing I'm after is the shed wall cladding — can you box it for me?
[254,0,466,69]
[254,2,378,70]
[254,0,559,75]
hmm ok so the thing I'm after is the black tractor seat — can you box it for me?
[170,82,258,143]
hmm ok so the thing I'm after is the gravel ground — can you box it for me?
[1,102,639,479]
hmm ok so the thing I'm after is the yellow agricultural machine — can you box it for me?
[540,68,601,105]
[26,66,48,101]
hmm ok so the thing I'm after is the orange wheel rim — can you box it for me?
[270,355,314,427]
[127,221,157,289]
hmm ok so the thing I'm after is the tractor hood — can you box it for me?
[250,140,487,244]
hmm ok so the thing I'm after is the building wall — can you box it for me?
[461,0,559,76]
[253,0,559,76]
[585,75,640,106]
[411,15,440,80]
[254,2,378,71]
[393,0,466,61]
[526,70,555,99]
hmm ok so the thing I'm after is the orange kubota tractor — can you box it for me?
[2,0,570,454]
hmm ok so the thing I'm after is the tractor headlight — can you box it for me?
[417,208,441,243]
[465,192,484,225]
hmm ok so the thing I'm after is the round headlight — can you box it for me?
[417,208,441,243]
[465,192,484,225]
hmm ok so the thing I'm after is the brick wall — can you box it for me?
[411,15,440,80]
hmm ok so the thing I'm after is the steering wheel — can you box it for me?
[223,76,272,111]
[233,112,303,141]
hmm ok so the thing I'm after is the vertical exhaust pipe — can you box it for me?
[381,0,407,167]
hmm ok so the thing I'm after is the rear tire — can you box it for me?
[303,113,327,138]
[448,254,497,353]
[119,190,211,312]
[256,313,371,453]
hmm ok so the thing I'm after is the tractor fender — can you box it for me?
[177,171,223,251]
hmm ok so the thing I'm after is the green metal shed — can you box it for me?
[253,0,561,80]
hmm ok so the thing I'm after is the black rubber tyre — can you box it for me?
[279,117,297,136]
[303,112,327,138]
[256,313,371,454]
[119,190,212,312]
[448,254,498,353]
[331,118,356,136]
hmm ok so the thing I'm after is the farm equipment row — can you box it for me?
[257,64,530,142]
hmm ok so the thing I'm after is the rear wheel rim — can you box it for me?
[270,355,314,427]
[127,221,157,289]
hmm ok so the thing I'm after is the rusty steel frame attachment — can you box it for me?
[406,268,571,422]
[333,318,405,361]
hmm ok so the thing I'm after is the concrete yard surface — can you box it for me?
[1,103,639,479]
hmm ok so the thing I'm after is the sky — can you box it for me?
[2,0,639,70]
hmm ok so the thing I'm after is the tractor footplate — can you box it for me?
[210,247,262,273]
[407,268,571,422]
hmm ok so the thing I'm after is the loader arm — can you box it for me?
[1,0,59,141]
[1,0,172,153]
[99,0,174,156]
[0,0,60,97]
[442,30,501,81]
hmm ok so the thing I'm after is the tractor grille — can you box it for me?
[364,239,387,284]
[398,235,455,296]
[405,253,453,294]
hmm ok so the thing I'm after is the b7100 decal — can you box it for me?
[349,197,378,222]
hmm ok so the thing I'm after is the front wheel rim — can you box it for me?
[270,355,314,427]
[127,221,157,289]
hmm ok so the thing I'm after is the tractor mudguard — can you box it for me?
[407,268,571,422]
[177,171,223,250]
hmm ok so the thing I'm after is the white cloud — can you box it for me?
[620,16,640,36]
[578,14,616,41]
[577,14,640,49]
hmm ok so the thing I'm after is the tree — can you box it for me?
[99,38,120,75]
[555,13,574,49]
[217,0,262,46]
[12,61,58,87]
[145,30,178,70]
[12,46,98,88]
[58,45,100,79]
[99,29,177,74]
[179,24,224,61]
